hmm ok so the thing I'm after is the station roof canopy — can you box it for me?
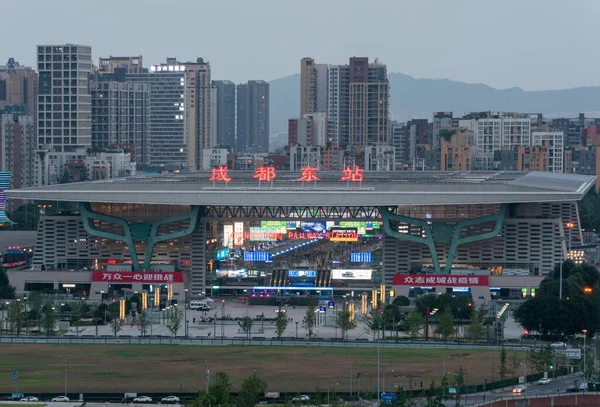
[7,171,596,207]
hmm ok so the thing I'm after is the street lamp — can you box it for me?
[583,329,588,381]
[295,321,298,339]
[327,382,338,405]
[184,288,188,338]
[64,359,68,396]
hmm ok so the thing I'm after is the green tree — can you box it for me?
[392,296,410,306]
[437,309,454,341]
[424,381,443,407]
[8,300,23,334]
[274,305,288,339]
[238,373,267,407]
[528,346,554,374]
[336,308,354,340]
[108,310,124,337]
[209,372,231,405]
[466,309,483,341]
[238,315,254,339]
[166,307,183,336]
[138,310,150,336]
[187,392,217,407]
[383,304,403,332]
[452,367,466,406]
[302,304,316,340]
[41,305,57,336]
[364,308,383,340]
[0,265,15,299]
[405,309,425,339]
[499,346,508,380]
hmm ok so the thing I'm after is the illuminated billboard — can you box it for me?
[216,248,229,261]
[288,270,317,278]
[243,252,272,262]
[350,252,372,263]
[223,224,234,248]
[234,222,244,246]
[249,227,282,241]
[332,269,373,280]
[260,220,287,233]
[299,222,326,233]
[227,269,248,278]
[329,229,359,242]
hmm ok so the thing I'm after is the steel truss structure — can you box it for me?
[204,205,381,220]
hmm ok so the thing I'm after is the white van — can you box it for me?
[189,300,211,311]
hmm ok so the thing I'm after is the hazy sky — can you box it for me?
[3,0,597,90]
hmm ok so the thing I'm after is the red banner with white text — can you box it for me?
[92,271,184,283]
[392,274,489,287]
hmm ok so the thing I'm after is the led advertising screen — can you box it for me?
[243,252,272,262]
[329,228,359,242]
[299,222,327,233]
[227,269,248,279]
[234,222,244,246]
[288,270,317,278]
[249,227,282,241]
[350,252,372,263]
[260,220,287,233]
[216,248,229,261]
[331,269,373,280]
[223,224,234,248]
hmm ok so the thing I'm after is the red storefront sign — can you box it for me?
[392,274,489,287]
[92,271,184,283]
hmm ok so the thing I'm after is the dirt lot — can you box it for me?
[0,344,512,393]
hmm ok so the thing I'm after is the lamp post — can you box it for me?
[327,382,338,405]
[184,289,188,338]
[24,296,28,335]
[383,370,394,394]
[295,321,298,339]
[583,329,588,381]
[64,359,68,396]
[349,359,352,398]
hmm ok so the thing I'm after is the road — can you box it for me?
[447,375,584,405]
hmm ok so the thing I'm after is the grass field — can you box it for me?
[0,345,515,393]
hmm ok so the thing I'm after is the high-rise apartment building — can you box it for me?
[517,146,549,172]
[474,116,531,170]
[183,58,211,170]
[348,57,389,146]
[236,80,269,153]
[36,44,93,152]
[532,131,565,173]
[98,56,143,74]
[0,113,35,189]
[0,58,37,115]
[432,112,453,150]
[127,58,210,169]
[90,80,151,166]
[211,80,235,149]
[300,57,328,116]
[127,62,186,168]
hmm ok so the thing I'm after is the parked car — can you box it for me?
[551,342,566,349]
[0,396,14,401]
[21,396,39,402]
[512,386,527,394]
[160,396,180,404]
[538,378,551,385]
[52,396,70,402]
[133,396,153,403]
[579,382,588,391]
[292,395,310,402]
[566,386,579,393]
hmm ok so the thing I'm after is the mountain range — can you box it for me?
[268,73,600,132]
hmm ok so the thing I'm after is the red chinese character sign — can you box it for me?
[392,274,489,287]
[209,166,231,186]
[92,271,184,283]
[341,166,364,187]
[254,166,276,187]
[298,166,320,185]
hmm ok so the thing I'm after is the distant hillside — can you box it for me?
[269,73,600,132]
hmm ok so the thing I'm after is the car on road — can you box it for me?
[292,395,310,402]
[579,382,588,391]
[566,385,579,393]
[0,396,14,401]
[538,378,551,385]
[21,396,39,402]
[133,396,153,403]
[512,385,527,394]
[161,396,180,404]
[52,396,70,402]
[551,342,566,349]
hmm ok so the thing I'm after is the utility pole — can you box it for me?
[377,340,381,401]
[349,359,352,398]
[64,359,67,396]
[205,360,210,394]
